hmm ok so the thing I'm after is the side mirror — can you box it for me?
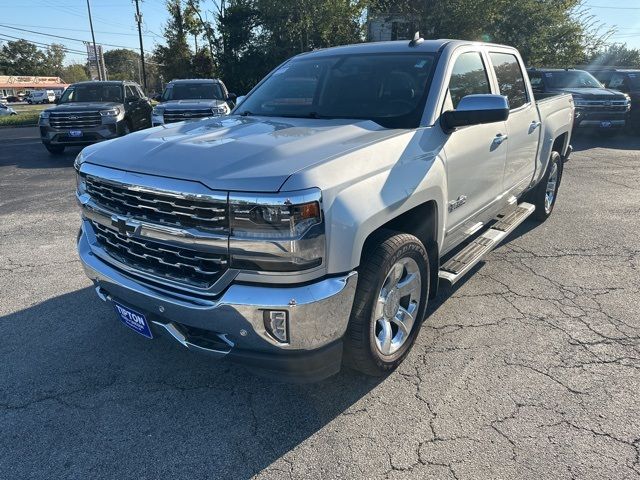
[126,96,138,104]
[227,92,237,101]
[54,98,60,105]
[441,94,509,132]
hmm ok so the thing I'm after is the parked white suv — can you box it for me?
[75,38,574,381]
[27,90,56,104]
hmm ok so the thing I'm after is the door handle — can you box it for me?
[530,120,541,130]
[493,133,508,145]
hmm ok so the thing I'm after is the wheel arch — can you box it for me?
[360,200,440,299]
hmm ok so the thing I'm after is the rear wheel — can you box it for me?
[344,231,430,376]
[528,151,562,221]
[44,143,65,155]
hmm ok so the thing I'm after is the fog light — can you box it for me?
[263,310,289,343]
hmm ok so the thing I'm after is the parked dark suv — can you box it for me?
[151,78,235,126]
[584,68,640,127]
[527,68,631,131]
[39,80,152,154]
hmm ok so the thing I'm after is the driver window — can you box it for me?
[448,52,491,109]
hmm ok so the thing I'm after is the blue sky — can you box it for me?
[0,0,639,66]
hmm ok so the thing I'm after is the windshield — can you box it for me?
[237,53,437,128]
[59,84,123,103]
[543,71,603,89]
[162,83,224,101]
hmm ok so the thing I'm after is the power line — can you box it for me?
[0,24,141,50]
[0,22,157,39]
[584,4,640,9]
[0,33,87,55]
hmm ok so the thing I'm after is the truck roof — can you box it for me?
[167,78,223,84]
[295,39,515,59]
[71,80,139,86]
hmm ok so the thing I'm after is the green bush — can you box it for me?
[0,111,40,127]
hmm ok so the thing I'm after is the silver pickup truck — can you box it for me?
[75,38,573,381]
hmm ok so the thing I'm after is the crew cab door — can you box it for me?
[441,49,508,246]
[125,85,143,130]
[488,51,539,197]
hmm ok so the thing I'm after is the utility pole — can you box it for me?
[134,0,147,91]
[86,0,102,81]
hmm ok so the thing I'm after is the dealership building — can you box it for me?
[0,76,68,97]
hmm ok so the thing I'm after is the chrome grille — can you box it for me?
[84,176,228,232]
[163,108,218,123]
[577,100,629,111]
[50,111,101,129]
[91,221,228,289]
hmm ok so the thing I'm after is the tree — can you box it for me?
[61,64,90,83]
[585,44,640,68]
[368,0,611,67]
[154,0,194,81]
[44,44,66,76]
[0,39,47,75]
[104,49,141,82]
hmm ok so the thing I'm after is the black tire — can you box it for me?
[344,230,430,376]
[44,143,65,155]
[120,120,132,136]
[527,151,563,221]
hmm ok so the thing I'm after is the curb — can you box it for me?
[0,124,38,129]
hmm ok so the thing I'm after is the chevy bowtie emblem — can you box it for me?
[111,215,139,236]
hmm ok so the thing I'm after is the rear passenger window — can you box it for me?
[448,52,491,109]
[490,52,528,109]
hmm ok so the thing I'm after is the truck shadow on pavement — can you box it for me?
[0,286,382,478]
[571,129,640,152]
[0,217,544,478]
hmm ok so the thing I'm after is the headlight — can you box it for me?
[39,110,50,125]
[152,106,164,116]
[73,151,83,170]
[100,108,120,117]
[74,153,86,194]
[212,104,229,116]
[229,189,325,272]
[573,97,587,107]
[76,171,87,195]
[624,95,631,110]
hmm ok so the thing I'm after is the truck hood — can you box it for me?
[550,87,628,100]
[52,102,123,112]
[81,115,400,192]
[160,99,228,109]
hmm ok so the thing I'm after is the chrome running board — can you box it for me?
[439,202,535,285]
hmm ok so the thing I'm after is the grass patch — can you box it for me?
[0,111,40,127]
[12,103,50,114]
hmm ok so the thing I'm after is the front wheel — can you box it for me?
[344,231,430,376]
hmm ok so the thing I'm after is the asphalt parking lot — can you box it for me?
[1,126,639,479]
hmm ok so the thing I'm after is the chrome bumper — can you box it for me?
[78,227,358,356]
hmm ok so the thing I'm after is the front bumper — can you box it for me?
[40,121,124,146]
[574,109,628,129]
[78,227,357,381]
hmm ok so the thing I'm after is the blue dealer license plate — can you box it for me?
[600,121,612,128]
[69,130,83,137]
[114,302,153,339]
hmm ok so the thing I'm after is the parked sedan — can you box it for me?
[0,103,17,116]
